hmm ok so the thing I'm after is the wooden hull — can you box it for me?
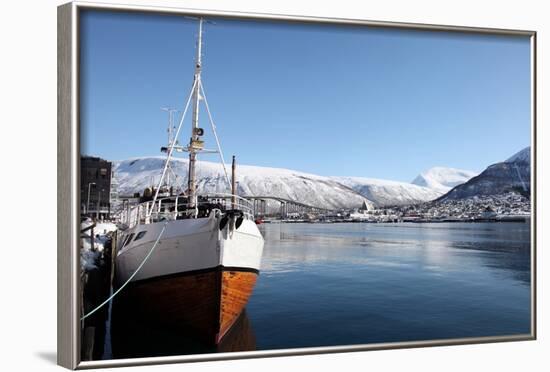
[116,265,258,345]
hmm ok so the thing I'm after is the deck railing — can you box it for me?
[117,194,254,229]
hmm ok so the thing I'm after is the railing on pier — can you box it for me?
[117,193,255,229]
[80,223,96,253]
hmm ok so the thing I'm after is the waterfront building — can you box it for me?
[81,155,112,219]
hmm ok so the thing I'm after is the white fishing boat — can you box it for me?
[114,18,264,345]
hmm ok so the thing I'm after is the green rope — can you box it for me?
[81,221,168,321]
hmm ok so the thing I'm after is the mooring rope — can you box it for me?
[80,221,169,321]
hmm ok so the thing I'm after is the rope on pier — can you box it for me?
[80,221,169,321]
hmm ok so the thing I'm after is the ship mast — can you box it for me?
[148,17,232,220]
[187,17,204,211]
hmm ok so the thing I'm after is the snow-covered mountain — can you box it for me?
[438,147,531,201]
[505,146,531,163]
[411,167,478,193]
[114,157,374,210]
[113,147,528,210]
[332,177,443,206]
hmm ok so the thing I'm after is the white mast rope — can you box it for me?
[149,79,198,218]
[200,81,232,190]
[168,166,180,193]
[80,221,169,321]
[165,159,186,196]
[169,83,231,199]
[170,162,190,199]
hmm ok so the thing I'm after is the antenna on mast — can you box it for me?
[161,107,179,147]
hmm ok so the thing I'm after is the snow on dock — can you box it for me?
[80,219,118,361]
[80,219,117,270]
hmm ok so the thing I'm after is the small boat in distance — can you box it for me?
[115,18,264,345]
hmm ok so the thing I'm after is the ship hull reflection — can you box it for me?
[110,298,256,359]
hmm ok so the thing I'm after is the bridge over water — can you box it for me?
[242,195,333,218]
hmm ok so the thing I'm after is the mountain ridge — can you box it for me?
[333,176,443,206]
[437,146,531,201]
[411,166,478,193]
[114,157,376,210]
[113,147,529,209]
[114,157,443,208]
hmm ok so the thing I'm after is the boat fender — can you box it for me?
[235,215,244,229]
[229,214,236,233]
[219,215,229,230]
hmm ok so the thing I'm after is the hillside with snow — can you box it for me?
[114,157,374,210]
[332,177,443,206]
[505,146,531,163]
[438,147,531,201]
[411,167,478,193]
[113,148,527,210]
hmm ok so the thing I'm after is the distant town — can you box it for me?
[256,192,529,224]
[340,192,530,224]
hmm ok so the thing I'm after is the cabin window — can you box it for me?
[134,231,147,241]
[123,233,135,247]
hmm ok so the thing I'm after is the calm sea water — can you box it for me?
[106,222,531,359]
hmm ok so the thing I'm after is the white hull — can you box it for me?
[115,213,264,285]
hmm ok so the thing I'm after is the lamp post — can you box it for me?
[86,182,96,216]
[97,189,104,220]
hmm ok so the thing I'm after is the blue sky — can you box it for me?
[80,10,531,182]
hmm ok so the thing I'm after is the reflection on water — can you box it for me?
[100,222,531,359]
[109,305,256,359]
[249,222,530,350]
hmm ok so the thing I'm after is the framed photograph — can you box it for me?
[57,1,536,369]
